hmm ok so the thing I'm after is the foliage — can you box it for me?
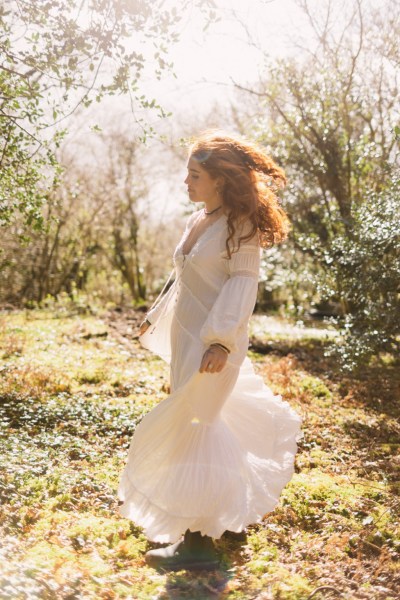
[0,0,216,231]
[241,0,400,368]
[0,128,183,305]
[322,167,400,370]
[0,307,399,598]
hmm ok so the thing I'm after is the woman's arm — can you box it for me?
[199,235,261,354]
[139,270,176,336]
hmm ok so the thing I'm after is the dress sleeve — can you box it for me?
[145,271,176,325]
[199,236,261,354]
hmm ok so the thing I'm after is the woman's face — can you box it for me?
[184,156,220,204]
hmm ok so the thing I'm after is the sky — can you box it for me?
[73,0,309,132]
[135,0,310,217]
[66,0,314,219]
[143,0,308,113]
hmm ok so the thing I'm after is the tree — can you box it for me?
[0,0,216,231]
[0,123,186,306]
[234,0,400,367]
[324,159,400,368]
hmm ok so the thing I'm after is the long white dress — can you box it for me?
[117,210,302,543]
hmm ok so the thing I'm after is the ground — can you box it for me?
[0,301,399,600]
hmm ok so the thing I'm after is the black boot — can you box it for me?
[145,529,219,570]
[222,529,248,543]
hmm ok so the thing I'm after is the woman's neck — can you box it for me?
[203,204,223,216]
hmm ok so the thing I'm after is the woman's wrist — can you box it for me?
[210,342,230,354]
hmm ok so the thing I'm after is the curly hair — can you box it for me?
[189,131,290,257]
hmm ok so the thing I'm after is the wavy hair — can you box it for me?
[189,131,290,257]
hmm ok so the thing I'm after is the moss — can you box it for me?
[299,375,332,401]
[1,308,399,599]
[77,369,106,384]
[278,472,377,535]
[24,540,76,568]
[247,529,280,557]
[271,571,313,599]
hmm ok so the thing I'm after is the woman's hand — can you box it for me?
[199,345,228,374]
[139,319,151,336]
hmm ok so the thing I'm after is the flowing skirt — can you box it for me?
[117,316,302,543]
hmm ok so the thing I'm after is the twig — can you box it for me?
[28,575,58,599]
[360,539,382,553]
[42,51,107,129]
[203,582,221,595]
[307,585,343,599]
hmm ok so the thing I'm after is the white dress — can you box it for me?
[117,210,302,543]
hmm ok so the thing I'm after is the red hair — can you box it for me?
[189,131,290,257]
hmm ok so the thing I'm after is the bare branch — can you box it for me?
[0,63,30,80]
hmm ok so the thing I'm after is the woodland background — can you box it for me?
[0,1,399,598]
[0,0,398,370]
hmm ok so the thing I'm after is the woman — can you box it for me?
[117,131,302,570]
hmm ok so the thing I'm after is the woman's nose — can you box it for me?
[184,175,189,184]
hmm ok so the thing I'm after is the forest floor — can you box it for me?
[0,302,399,600]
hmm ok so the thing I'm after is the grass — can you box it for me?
[0,307,399,599]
